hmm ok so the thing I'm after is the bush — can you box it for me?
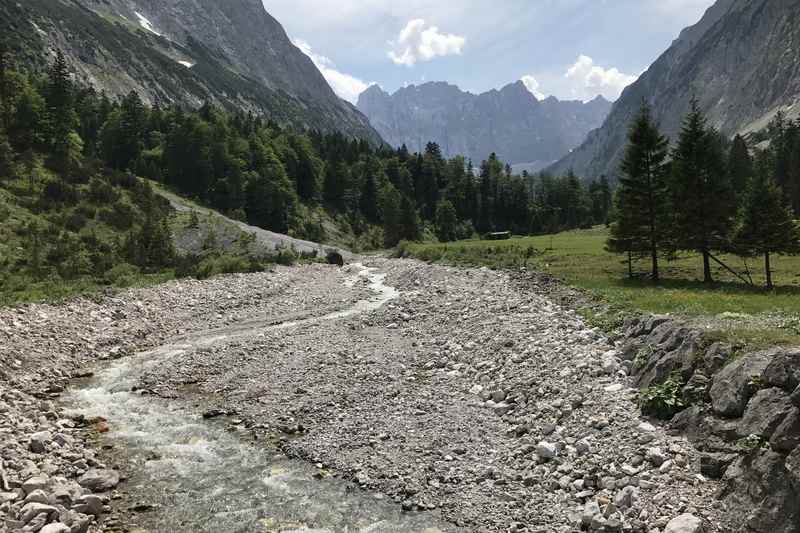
[103,263,141,286]
[64,211,88,232]
[99,201,135,230]
[41,179,79,205]
[87,177,119,204]
[638,374,685,419]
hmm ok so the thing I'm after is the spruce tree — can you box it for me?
[669,100,734,283]
[435,200,458,242]
[607,103,670,281]
[734,172,800,289]
[728,134,753,206]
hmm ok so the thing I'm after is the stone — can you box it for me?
[702,343,731,374]
[601,352,621,375]
[646,447,667,467]
[710,351,772,417]
[682,372,711,405]
[20,502,58,523]
[22,476,49,495]
[68,512,92,533]
[664,513,704,533]
[23,489,51,505]
[40,524,71,533]
[575,439,591,456]
[613,485,638,509]
[737,388,795,439]
[536,441,557,460]
[77,469,120,492]
[29,431,51,454]
[762,349,800,391]
[787,446,800,486]
[699,453,737,479]
[770,407,800,452]
[581,501,601,526]
[72,495,103,516]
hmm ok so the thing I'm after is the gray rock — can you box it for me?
[699,453,737,479]
[787,446,800,487]
[613,485,638,509]
[41,524,71,533]
[737,388,795,439]
[20,502,58,523]
[770,407,800,452]
[702,343,732,375]
[77,469,120,492]
[29,431,51,454]
[72,494,103,517]
[536,441,557,460]
[710,351,772,417]
[664,513,703,533]
[23,489,51,505]
[762,349,800,391]
[68,512,92,533]
[646,447,667,467]
[22,476,48,495]
[581,501,601,527]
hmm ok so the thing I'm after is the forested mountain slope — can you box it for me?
[358,81,611,171]
[550,0,800,179]
[0,0,381,143]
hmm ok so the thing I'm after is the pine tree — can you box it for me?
[728,134,753,206]
[399,196,421,241]
[435,200,458,242]
[734,172,800,289]
[607,103,670,281]
[669,100,734,283]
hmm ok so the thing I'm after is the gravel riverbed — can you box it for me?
[2,259,734,532]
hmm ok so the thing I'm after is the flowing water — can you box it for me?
[64,265,457,533]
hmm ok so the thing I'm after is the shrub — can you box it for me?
[99,201,135,230]
[87,177,119,204]
[64,211,88,232]
[638,373,685,419]
[104,263,141,286]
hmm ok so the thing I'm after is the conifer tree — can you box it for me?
[607,103,670,281]
[734,172,800,289]
[669,100,734,283]
[399,196,421,241]
[728,134,753,205]
[435,199,458,242]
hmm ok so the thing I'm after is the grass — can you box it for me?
[401,226,800,350]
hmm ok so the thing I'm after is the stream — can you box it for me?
[63,265,458,533]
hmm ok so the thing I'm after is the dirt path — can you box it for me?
[1,259,731,532]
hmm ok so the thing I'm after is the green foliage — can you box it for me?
[607,102,670,282]
[639,374,686,419]
[435,199,458,242]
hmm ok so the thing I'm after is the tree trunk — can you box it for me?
[765,252,773,289]
[702,249,713,283]
[651,245,659,283]
[628,251,633,279]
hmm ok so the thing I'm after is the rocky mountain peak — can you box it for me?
[549,0,800,180]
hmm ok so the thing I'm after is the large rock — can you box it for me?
[664,513,703,533]
[710,351,772,417]
[737,388,795,439]
[763,350,800,391]
[770,407,800,453]
[634,326,703,388]
[20,502,58,523]
[722,450,800,533]
[77,469,120,492]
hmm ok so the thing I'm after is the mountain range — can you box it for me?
[550,0,800,179]
[2,0,381,143]
[358,81,612,171]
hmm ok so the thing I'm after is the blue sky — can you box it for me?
[263,0,717,104]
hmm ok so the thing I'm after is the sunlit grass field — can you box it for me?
[401,227,800,349]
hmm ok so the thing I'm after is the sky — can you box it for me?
[263,0,717,104]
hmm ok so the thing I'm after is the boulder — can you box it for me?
[770,407,800,452]
[664,514,703,533]
[762,349,800,391]
[737,388,795,439]
[77,469,120,492]
[699,453,737,479]
[710,351,772,417]
[325,251,344,267]
[702,343,732,375]
[634,328,702,388]
[787,446,800,488]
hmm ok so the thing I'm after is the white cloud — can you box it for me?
[388,19,466,67]
[520,75,545,100]
[293,38,371,104]
[564,54,638,101]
